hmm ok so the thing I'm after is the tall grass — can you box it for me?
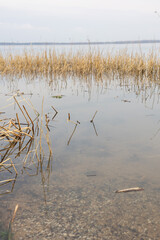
[0,49,160,81]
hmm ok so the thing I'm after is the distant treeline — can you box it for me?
[0,40,160,46]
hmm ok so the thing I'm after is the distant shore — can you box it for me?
[0,40,160,46]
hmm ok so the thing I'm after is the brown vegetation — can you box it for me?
[0,50,160,80]
[0,93,54,200]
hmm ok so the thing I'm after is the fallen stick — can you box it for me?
[115,187,144,193]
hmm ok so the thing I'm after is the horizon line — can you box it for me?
[0,40,160,46]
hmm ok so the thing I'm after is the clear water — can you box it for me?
[0,46,160,239]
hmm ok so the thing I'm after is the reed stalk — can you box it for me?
[0,49,160,81]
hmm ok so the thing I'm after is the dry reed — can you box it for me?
[0,96,54,198]
[0,49,160,81]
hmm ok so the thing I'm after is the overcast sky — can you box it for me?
[0,0,160,42]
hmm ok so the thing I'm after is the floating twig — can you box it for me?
[115,187,144,193]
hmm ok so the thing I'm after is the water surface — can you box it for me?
[0,48,160,239]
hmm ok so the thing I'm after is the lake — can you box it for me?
[0,44,160,240]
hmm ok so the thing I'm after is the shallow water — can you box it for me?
[1,42,160,56]
[0,75,160,239]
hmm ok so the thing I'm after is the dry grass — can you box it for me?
[0,49,160,81]
[0,93,54,198]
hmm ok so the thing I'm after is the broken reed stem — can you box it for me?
[16,113,21,132]
[14,122,29,126]
[3,134,20,143]
[51,106,58,120]
[67,114,79,125]
[13,96,29,125]
[8,120,12,130]
[11,120,19,130]
[28,99,39,117]
[67,124,78,145]
[90,110,98,122]
[51,106,58,114]
[18,130,32,139]
[45,114,50,131]
[39,97,44,161]
[0,158,11,165]
[11,204,19,223]
[15,138,33,158]
[10,159,18,175]
[92,121,98,136]
[23,105,34,134]
[0,179,15,185]
[52,112,58,121]
[0,158,13,174]
[45,124,52,155]
[20,94,39,117]
[0,127,20,138]
[8,204,19,240]
[35,140,40,163]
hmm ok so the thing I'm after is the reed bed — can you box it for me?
[0,49,160,81]
[0,93,54,198]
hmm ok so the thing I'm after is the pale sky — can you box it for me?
[0,0,160,42]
